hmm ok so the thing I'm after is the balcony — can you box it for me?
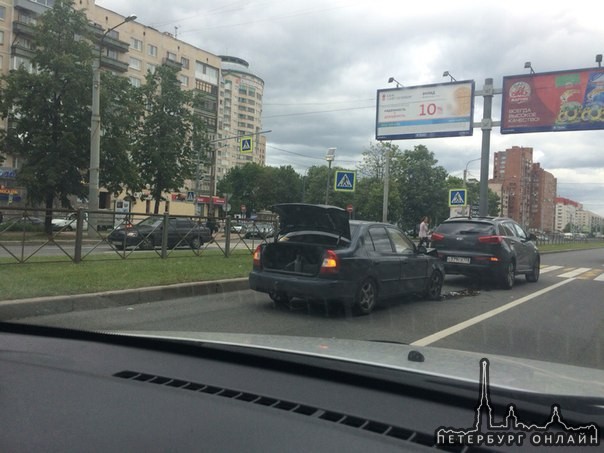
[100,55,128,73]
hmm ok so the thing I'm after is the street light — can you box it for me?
[324,148,336,205]
[387,77,403,88]
[596,54,603,68]
[524,61,535,74]
[464,157,481,186]
[89,14,136,235]
[442,71,456,82]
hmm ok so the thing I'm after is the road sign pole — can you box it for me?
[479,78,494,217]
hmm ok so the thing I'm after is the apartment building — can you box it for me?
[0,0,265,216]
[219,56,266,178]
[554,197,582,232]
[490,146,557,232]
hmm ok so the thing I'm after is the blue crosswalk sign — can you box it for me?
[449,189,467,207]
[240,137,252,153]
[334,171,356,192]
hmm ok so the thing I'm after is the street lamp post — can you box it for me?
[88,14,136,235]
[324,148,336,205]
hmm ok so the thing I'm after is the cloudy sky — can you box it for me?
[98,0,604,216]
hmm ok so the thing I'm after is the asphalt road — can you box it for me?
[13,249,604,370]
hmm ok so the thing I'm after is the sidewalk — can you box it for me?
[0,277,249,321]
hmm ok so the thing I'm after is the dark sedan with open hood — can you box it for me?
[249,203,445,315]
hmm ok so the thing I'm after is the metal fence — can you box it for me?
[0,206,277,265]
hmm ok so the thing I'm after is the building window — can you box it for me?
[105,48,118,60]
[129,77,141,87]
[148,44,158,57]
[0,6,5,20]
[129,57,141,70]
[195,61,218,85]
[167,51,177,61]
[179,75,189,87]
[147,63,157,74]
[0,31,4,45]
[130,38,143,51]
[181,57,189,69]
[107,29,119,40]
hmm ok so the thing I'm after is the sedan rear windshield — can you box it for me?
[436,222,495,235]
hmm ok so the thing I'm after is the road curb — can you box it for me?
[0,278,249,321]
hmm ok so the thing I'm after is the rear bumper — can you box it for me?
[249,271,356,303]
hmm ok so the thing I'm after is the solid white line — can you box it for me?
[410,279,575,347]
[539,265,563,274]
[557,267,591,278]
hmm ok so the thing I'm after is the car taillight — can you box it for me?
[253,245,262,268]
[320,249,339,274]
[431,232,444,242]
[478,235,504,244]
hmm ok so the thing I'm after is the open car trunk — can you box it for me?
[261,242,327,276]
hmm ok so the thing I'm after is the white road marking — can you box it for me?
[539,265,563,274]
[557,267,591,278]
[594,273,604,282]
[410,279,575,347]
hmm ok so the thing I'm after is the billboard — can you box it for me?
[375,80,475,140]
[501,68,604,134]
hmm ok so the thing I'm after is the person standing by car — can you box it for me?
[418,216,430,247]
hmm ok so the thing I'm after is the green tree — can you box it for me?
[132,64,203,214]
[355,142,403,222]
[396,145,449,229]
[0,0,93,232]
[218,163,303,215]
[99,72,143,196]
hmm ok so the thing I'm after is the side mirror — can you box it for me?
[417,245,427,254]
[529,233,537,241]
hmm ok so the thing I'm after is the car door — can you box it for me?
[365,226,400,298]
[386,227,429,294]
[510,222,534,272]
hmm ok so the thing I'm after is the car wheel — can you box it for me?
[525,256,540,282]
[424,270,443,300]
[189,237,203,249]
[353,279,377,315]
[269,291,291,305]
[138,237,154,250]
[499,261,515,289]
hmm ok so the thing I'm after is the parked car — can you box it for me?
[244,222,275,239]
[430,216,540,289]
[107,216,211,250]
[249,203,445,315]
[52,213,88,231]
[229,222,247,235]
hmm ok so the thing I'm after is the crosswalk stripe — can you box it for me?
[557,267,591,278]
[540,265,563,274]
[594,273,604,282]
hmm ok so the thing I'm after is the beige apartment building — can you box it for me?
[0,0,266,217]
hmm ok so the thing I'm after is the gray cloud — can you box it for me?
[99,0,604,215]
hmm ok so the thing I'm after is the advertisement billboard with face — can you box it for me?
[375,81,475,140]
[501,69,604,134]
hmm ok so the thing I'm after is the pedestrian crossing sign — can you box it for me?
[240,137,252,153]
[334,171,356,192]
[449,189,467,207]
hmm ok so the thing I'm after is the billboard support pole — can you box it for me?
[479,78,494,217]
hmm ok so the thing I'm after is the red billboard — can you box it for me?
[501,68,604,134]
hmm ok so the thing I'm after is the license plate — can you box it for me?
[447,256,471,264]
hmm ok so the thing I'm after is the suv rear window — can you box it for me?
[435,222,495,235]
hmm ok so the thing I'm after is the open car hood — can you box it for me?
[272,203,351,239]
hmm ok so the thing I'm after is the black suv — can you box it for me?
[430,216,540,289]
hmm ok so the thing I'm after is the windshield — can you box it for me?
[1,1,603,448]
